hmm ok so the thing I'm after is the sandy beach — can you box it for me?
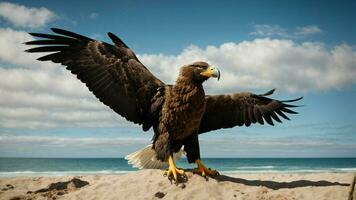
[0,170,355,200]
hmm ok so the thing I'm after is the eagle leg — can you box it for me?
[193,159,219,177]
[164,155,186,184]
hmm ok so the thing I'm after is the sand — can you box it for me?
[0,170,355,200]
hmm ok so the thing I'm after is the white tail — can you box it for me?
[125,144,185,169]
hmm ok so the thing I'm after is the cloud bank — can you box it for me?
[251,24,323,38]
[140,39,356,93]
[0,2,56,28]
[0,28,131,129]
[0,27,355,129]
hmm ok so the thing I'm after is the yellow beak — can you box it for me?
[200,66,220,80]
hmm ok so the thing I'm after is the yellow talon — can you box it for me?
[164,155,186,183]
[193,159,219,177]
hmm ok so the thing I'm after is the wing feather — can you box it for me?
[270,111,282,123]
[276,110,290,120]
[25,28,165,129]
[254,107,264,125]
[248,107,256,123]
[199,90,302,134]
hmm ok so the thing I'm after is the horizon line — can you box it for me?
[1,157,356,159]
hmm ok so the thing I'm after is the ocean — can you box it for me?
[0,158,356,177]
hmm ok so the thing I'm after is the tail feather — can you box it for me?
[125,144,185,169]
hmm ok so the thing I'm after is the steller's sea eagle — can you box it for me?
[25,28,302,183]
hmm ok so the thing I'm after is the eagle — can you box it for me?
[25,28,302,182]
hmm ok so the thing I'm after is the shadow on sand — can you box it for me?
[211,174,350,190]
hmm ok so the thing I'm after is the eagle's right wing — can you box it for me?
[198,89,302,134]
[25,28,165,129]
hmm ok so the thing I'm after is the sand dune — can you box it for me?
[0,170,355,200]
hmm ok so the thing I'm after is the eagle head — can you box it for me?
[180,61,220,83]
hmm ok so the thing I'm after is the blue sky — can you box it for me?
[0,0,355,158]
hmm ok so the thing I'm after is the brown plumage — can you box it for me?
[154,63,208,162]
[25,28,302,180]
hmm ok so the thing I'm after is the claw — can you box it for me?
[164,155,187,184]
[193,159,220,177]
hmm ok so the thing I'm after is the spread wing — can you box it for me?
[25,28,165,129]
[198,89,302,134]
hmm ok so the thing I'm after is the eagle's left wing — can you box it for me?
[198,89,302,134]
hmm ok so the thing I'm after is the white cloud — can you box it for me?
[295,25,323,36]
[0,28,355,129]
[250,24,323,38]
[0,135,149,147]
[0,67,134,129]
[0,2,56,28]
[1,105,116,129]
[0,28,134,129]
[250,24,288,37]
[88,12,99,19]
[140,39,356,93]
[0,28,57,69]
[0,68,90,97]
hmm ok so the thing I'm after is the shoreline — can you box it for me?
[1,170,356,178]
[0,170,355,200]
